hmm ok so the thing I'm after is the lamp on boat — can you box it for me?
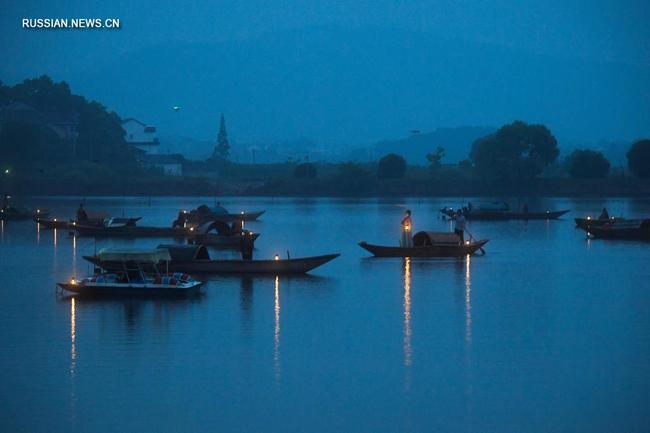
[3,169,9,175]
[36,209,40,213]
[587,216,591,220]
[274,254,280,261]
[70,278,77,285]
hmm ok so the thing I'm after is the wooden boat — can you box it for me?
[574,216,624,230]
[73,219,258,247]
[58,249,203,297]
[186,221,260,247]
[583,219,650,241]
[1,207,49,221]
[359,231,489,257]
[441,206,569,220]
[182,204,265,224]
[84,244,340,274]
[37,216,141,230]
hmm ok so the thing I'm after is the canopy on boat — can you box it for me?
[157,244,211,261]
[413,231,460,246]
[97,248,171,263]
[195,220,232,235]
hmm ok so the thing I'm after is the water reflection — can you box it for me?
[274,276,281,383]
[402,258,412,393]
[69,297,77,424]
[465,255,472,345]
[70,298,77,375]
[402,258,412,367]
[37,222,40,244]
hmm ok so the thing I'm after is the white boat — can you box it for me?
[57,249,203,297]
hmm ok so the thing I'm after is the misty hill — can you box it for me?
[370,126,494,164]
[66,26,650,149]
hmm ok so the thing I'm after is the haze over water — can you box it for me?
[0,196,648,433]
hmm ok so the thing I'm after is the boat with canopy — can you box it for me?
[58,249,203,297]
[85,244,339,274]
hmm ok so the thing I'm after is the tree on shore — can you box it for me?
[566,149,610,178]
[377,153,406,179]
[426,146,445,169]
[213,113,230,159]
[470,120,559,179]
[627,139,650,178]
[294,162,317,179]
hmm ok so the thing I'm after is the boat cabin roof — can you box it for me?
[97,248,171,263]
[413,231,460,246]
[157,244,211,261]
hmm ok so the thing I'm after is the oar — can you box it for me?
[464,228,485,255]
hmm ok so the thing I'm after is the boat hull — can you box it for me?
[442,209,569,220]
[84,253,340,274]
[574,217,626,229]
[57,281,203,297]
[358,240,488,257]
[585,226,650,241]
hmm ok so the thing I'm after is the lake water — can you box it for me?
[0,196,648,433]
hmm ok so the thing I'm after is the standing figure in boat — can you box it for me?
[599,207,610,221]
[76,203,88,222]
[2,194,9,210]
[400,210,413,247]
[454,210,466,243]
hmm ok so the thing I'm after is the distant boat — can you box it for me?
[58,249,203,297]
[1,206,49,221]
[183,204,265,224]
[359,231,488,257]
[36,216,141,230]
[582,219,650,241]
[73,219,259,247]
[440,203,569,220]
[85,244,339,275]
[574,216,625,230]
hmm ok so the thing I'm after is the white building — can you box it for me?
[122,118,159,154]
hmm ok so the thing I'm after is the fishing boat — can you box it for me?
[36,216,141,230]
[73,219,259,247]
[187,221,260,247]
[57,249,203,297]
[182,204,265,224]
[574,216,624,230]
[1,206,49,221]
[85,244,340,274]
[440,204,569,220]
[359,231,489,257]
[583,219,650,241]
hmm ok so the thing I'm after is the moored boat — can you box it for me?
[583,219,650,241]
[85,244,340,274]
[1,206,49,221]
[574,216,624,230]
[178,204,265,225]
[58,249,204,297]
[359,231,488,257]
[441,206,569,220]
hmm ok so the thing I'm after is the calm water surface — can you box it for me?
[0,196,648,433]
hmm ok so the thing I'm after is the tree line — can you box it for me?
[291,121,649,181]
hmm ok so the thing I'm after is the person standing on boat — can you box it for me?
[454,210,466,244]
[240,231,255,260]
[400,210,413,247]
[599,207,610,220]
[76,203,88,222]
[2,194,9,210]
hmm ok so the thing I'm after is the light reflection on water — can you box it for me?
[0,196,648,433]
